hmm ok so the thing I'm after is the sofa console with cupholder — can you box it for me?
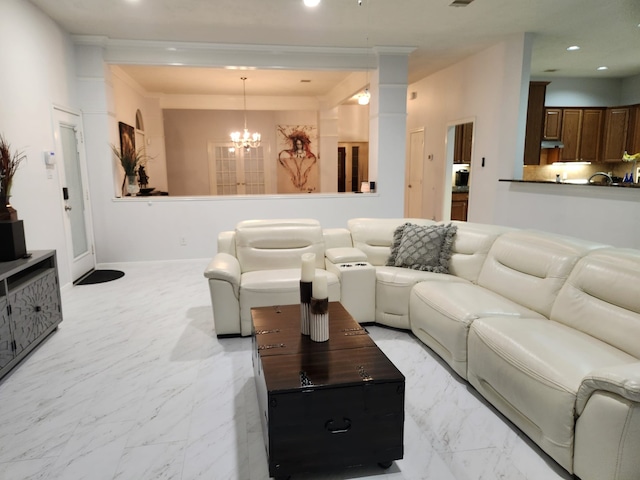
[204,217,640,480]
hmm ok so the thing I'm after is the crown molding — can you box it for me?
[71,36,415,71]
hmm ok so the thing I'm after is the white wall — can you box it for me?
[533,74,640,108]
[406,34,531,224]
[495,182,640,249]
[0,0,78,286]
[533,76,624,106]
[89,194,388,264]
[621,73,640,105]
[338,105,369,142]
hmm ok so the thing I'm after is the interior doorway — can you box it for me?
[53,106,96,282]
[406,129,425,218]
[446,119,474,222]
[337,142,369,192]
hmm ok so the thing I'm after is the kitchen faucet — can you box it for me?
[587,172,613,185]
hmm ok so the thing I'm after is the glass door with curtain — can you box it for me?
[53,107,95,281]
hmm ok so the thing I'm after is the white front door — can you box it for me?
[53,107,96,281]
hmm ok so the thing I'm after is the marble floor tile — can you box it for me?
[112,442,186,480]
[0,259,574,480]
[0,457,57,480]
[46,421,135,480]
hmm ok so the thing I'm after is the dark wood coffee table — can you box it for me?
[252,302,405,479]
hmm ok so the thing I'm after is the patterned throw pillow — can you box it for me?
[387,223,457,273]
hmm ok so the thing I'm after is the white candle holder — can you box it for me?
[310,297,329,342]
[300,280,312,335]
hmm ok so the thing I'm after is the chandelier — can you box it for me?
[230,77,261,151]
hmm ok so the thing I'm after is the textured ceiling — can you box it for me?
[29,0,640,96]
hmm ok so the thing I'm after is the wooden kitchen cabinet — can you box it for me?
[451,192,468,221]
[453,123,473,164]
[523,81,549,165]
[527,98,638,164]
[602,107,630,162]
[559,108,603,162]
[543,108,562,140]
[579,109,604,162]
[628,104,640,154]
[559,109,582,161]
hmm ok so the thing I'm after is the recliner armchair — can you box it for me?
[204,219,341,336]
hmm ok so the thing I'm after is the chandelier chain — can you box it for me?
[230,76,261,151]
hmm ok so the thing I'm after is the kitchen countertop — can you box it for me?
[499,179,640,189]
[452,186,469,193]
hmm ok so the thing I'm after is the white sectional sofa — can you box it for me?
[204,217,640,480]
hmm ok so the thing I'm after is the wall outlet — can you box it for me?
[180,237,187,246]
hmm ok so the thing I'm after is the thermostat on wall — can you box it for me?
[44,151,55,166]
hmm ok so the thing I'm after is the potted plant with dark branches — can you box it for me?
[0,134,26,221]
[111,144,149,196]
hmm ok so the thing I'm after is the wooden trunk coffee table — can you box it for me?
[252,302,405,479]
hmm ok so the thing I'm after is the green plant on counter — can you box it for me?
[110,144,149,176]
[0,134,26,197]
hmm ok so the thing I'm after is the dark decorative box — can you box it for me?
[251,303,404,479]
[0,220,27,261]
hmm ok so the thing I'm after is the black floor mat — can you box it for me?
[75,269,125,285]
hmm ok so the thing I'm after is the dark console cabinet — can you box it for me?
[0,250,63,379]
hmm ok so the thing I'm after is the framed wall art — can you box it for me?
[276,125,318,193]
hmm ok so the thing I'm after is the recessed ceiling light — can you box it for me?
[303,0,321,6]
[567,45,580,51]
[597,66,609,71]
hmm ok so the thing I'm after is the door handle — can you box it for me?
[65,205,72,211]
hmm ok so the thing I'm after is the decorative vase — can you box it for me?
[0,196,18,221]
[310,297,329,342]
[300,280,312,335]
[126,175,139,195]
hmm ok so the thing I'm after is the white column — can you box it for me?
[319,106,339,193]
[369,47,413,213]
